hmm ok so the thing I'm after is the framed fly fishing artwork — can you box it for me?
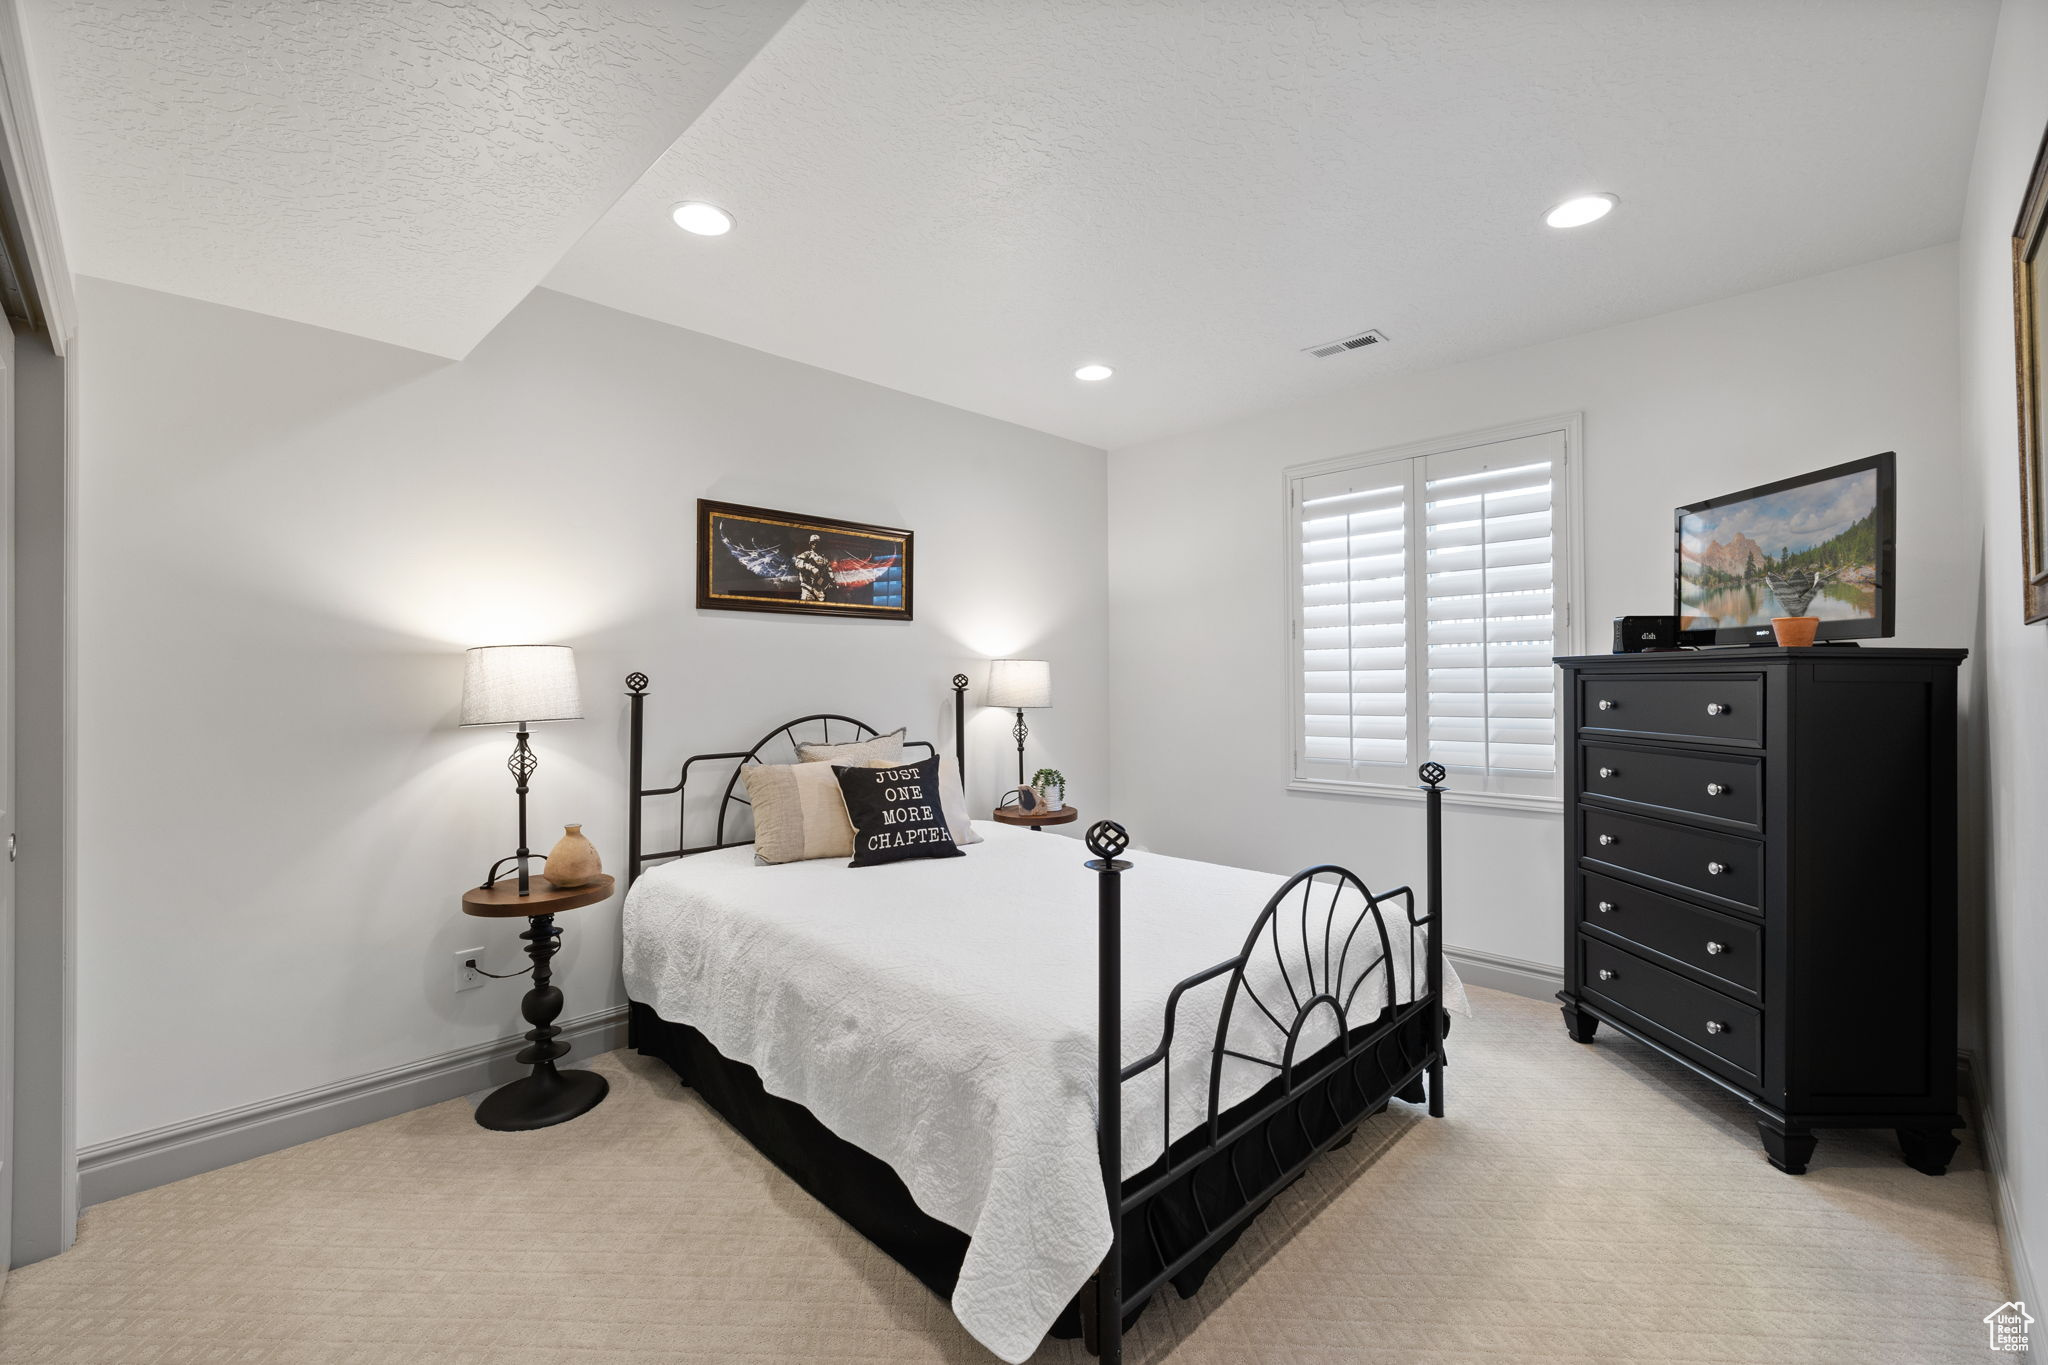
[697,500,914,620]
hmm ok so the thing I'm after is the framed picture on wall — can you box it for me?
[2013,116,2048,624]
[696,499,913,620]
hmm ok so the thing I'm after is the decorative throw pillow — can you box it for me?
[797,727,905,767]
[932,759,983,846]
[797,726,982,845]
[833,753,967,867]
[740,761,856,864]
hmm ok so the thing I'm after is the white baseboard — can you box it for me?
[77,1006,631,1208]
[1962,1051,2039,1311]
[1444,945,1563,1001]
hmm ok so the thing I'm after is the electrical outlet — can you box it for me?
[455,946,486,993]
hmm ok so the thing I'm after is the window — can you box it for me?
[1288,417,1580,807]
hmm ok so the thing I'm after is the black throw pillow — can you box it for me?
[833,753,967,867]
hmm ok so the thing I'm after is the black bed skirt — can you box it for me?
[627,999,1438,1340]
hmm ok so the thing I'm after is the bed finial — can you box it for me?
[950,674,969,786]
[1417,760,1446,1118]
[626,672,649,888]
[1084,815,1130,1363]
[1084,819,1131,870]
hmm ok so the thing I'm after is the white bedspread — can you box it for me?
[621,823,1468,1363]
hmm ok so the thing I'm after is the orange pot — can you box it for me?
[1771,616,1820,648]
[543,823,602,887]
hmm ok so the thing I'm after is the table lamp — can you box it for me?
[462,644,583,895]
[987,658,1052,786]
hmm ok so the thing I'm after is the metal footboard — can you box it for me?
[1083,763,1450,1361]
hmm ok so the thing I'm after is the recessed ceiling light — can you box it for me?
[1544,194,1617,229]
[671,201,735,236]
[1074,364,1114,382]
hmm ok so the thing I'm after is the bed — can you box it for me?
[620,673,1463,1363]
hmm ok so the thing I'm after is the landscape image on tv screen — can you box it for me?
[1678,467,1882,630]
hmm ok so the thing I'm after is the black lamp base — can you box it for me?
[475,1066,609,1131]
[481,723,540,894]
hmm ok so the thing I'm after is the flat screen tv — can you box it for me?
[1675,452,1896,646]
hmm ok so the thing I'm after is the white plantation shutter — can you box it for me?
[1421,433,1562,777]
[1297,468,1410,769]
[1290,422,1574,802]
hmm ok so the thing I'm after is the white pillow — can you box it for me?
[797,727,905,767]
[929,759,984,847]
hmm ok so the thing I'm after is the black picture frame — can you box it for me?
[697,499,914,621]
[1672,451,1896,647]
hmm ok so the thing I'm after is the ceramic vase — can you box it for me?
[1771,616,1820,647]
[544,824,602,887]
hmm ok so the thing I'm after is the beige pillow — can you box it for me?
[797,728,981,847]
[741,761,856,864]
[797,727,905,766]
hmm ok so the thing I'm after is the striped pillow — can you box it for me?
[740,760,857,864]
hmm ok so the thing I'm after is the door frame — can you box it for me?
[0,316,13,1289]
[0,0,76,1269]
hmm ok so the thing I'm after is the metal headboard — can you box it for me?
[624,672,971,886]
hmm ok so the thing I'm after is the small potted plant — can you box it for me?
[1030,767,1067,813]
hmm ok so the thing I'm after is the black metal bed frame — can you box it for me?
[623,672,1449,1363]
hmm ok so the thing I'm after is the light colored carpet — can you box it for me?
[0,987,2012,1364]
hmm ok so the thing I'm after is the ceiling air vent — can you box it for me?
[1303,328,1388,358]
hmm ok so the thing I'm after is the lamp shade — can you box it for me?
[987,658,1052,709]
[460,645,583,726]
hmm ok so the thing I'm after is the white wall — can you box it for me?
[1958,0,2048,1309]
[1107,244,1972,978]
[73,278,1107,1148]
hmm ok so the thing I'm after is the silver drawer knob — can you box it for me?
[1706,861,1726,875]
[1598,834,1616,846]
[1706,940,1727,955]
[1598,767,1616,779]
[1706,782,1726,796]
[1595,900,1614,913]
[1706,702,1728,716]
[1705,1020,1727,1035]
[1598,699,1616,711]
[1597,969,1616,981]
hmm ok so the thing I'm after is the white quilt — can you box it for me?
[621,823,1468,1363]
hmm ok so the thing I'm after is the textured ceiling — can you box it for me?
[22,0,800,357]
[544,0,1998,449]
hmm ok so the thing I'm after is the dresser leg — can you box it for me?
[1896,1127,1960,1176]
[1757,1119,1817,1175]
[1560,1002,1599,1044]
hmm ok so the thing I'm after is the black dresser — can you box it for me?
[1554,647,1966,1175]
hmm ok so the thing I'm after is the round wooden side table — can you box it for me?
[460,873,615,1131]
[991,805,1079,833]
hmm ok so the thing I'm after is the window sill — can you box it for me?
[1286,777,1564,814]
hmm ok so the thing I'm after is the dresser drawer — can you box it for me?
[1577,673,1763,747]
[1580,743,1762,831]
[1580,871,1760,997]
[1581,807,1762,913]
[1580,936,1762,1083]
